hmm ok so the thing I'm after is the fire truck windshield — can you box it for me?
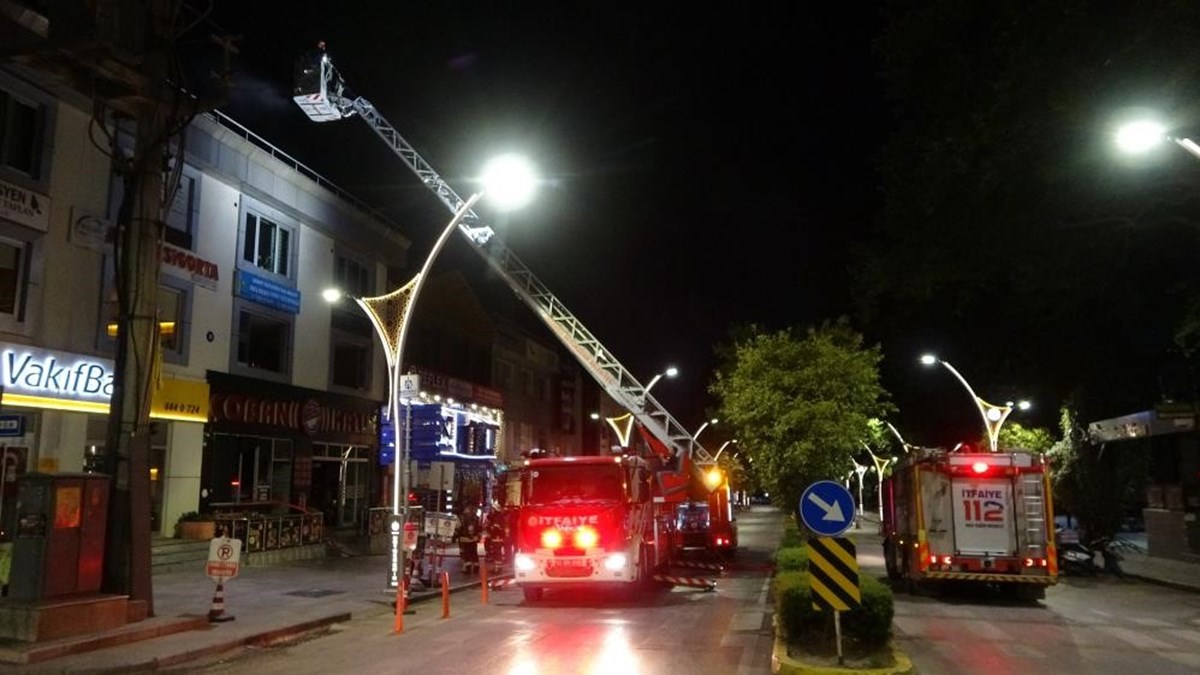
[528,465,624,504]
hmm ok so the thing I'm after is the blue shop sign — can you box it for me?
[235,269,301,314]
[0,414,24,437]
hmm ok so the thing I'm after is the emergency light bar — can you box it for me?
[947,453,1033,468]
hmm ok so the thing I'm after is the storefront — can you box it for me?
[204,371,380,529]
[0,341,210,537]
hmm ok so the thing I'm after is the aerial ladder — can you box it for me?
[292,49,716,470]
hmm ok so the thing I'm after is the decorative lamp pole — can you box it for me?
[920,354,1026,453]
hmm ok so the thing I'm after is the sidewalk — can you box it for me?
[0,550,497,672]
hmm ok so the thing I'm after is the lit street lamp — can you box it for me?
[692,418,719,442]
[919,354,1030,453]
[326,154,536,605]
[644,366,679,394]
[714,438,738,460]
[1114,119,1200,160]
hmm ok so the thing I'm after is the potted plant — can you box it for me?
[175,511,216,540]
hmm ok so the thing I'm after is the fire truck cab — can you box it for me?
[511,455,665,601]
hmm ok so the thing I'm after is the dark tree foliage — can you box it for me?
[856,1,1200,437]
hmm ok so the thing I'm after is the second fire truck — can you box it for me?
[881,447,1058,600]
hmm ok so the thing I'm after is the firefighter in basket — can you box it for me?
[454,510,482,575]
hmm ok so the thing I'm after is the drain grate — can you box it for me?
[285,589,345,598]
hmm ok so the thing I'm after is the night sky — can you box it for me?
[198,4,892,430]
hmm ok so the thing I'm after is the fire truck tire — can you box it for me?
[522,586,543,602]
[883,538,901,580]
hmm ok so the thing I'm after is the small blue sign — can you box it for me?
[0,414,23,437]
[799,480,856,537]
[235,269,301,315]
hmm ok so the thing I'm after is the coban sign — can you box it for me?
[1,345,114,401]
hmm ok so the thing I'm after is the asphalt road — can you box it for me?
[168,508,787,675]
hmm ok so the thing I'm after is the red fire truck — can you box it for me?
[672,468,738,559]
[881,448,1058,600]
[510,454,673,601]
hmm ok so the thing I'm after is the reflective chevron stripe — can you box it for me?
[807,537,861,611]
[654,574,717,590]
[923,571,1056,584]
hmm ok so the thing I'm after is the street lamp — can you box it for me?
[714,438,738,461]
[644,366,679,394]
[327,154,536,608]
[919,354,1029,453]
[1114,119,1200,160]
[692,417,719,441]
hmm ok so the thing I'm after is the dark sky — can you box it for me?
[200,3,890,427]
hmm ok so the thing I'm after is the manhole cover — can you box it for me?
[285,589,345,598]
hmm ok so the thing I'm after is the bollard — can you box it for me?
[481,554,489,604]
[394,575,407,634]
[441,571,450,618]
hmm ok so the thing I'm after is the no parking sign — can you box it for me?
[206,536,242,581]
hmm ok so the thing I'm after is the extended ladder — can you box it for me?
[293,52,714,465]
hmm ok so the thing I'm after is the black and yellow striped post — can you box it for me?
[808,537,861,665]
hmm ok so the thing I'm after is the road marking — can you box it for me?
[1128,616,1173,628]
[1164,628,1200,646]
[729,609,767,632]
[1095,625,1175,651]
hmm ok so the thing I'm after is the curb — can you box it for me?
[1123,571,1200,595]
[771,620,913,675]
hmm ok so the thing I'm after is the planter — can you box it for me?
[176,520,216,540]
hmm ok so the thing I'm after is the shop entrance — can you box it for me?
[202,434,294,509]
[311,443,369,528]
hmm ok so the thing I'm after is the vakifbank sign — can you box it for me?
[1,343,114,403]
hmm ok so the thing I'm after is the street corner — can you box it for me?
[771,630,913,675]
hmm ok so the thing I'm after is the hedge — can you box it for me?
[773,553,894,650]
[774,546,809,572]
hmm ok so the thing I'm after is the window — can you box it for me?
[157,283,186,358]
[334,254,370,298]
[0,89,43,178]
[0,239,25,318]
[331,339,370,390]
[163,169,199,250]
[242,212,291,277]
[236,307,290,374]
[96,276,190,365]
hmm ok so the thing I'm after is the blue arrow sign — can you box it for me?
[799,480,856,537]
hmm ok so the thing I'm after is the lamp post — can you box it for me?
[692,417,719,441]
[326,154,536,624]
[919,354,1030,453]
[644,366,678,394]
[1114,119,1200,160]
[714,438,738,461]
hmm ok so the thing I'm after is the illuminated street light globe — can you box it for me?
[986,407,1004,422]
[481,153,537,210]
[1115,120,1166,154]
[1017,400,1032,411]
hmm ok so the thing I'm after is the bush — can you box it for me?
[774,546,809,572]
[781,520,804,548]
[773,567,894,650]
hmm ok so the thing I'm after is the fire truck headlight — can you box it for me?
[603,553,627,572]
[514,553,537,572]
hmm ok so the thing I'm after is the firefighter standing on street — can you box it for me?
[454,510,482,575]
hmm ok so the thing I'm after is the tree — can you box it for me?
[709,318,894,514]
[997,422,1054,454]
[1046,406,1149,539]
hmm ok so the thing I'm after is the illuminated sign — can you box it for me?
[161,243,219,290]
[235,269,301,314]
[1,344,114,401]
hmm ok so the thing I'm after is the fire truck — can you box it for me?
[673,467,738,559]
[509,454,662,600]
[292,49,731,590]
[881,448,1058,600]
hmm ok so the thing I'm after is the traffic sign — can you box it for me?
[799,480,856,536]
[206,536,242,581]
[807,537,861,611]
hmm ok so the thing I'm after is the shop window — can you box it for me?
[96,276,191,365]
[0,88,44,179]
[235,306,291,375]
[242,212,291,277]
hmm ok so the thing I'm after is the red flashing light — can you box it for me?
[971,461,989,474]
[230,480,240,487]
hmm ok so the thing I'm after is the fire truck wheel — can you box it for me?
[883,538,901,580]
[522,586,543,602]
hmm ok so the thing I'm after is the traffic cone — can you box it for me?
[208,581,235,622]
